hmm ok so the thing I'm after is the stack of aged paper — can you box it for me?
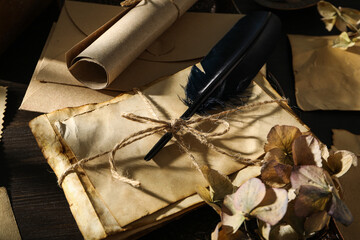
[29,66,308,239]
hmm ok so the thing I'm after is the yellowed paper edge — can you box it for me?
[0,187,21,240]
[0,86,7,140]
[30,115,108,240]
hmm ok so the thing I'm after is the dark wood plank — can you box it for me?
[1,0,360,239]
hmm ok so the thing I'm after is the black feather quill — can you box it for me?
[144,11,282,160]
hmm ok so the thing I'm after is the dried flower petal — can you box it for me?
[317,1,339,31]
[232,166,261,187]
[251,188,288,226]
[259,221,271,240]
[340,7,360,31]
[261,160,292,188]
[211,222,248,240]
[328,193,353,226]
[264,148,292,165]
[290,165,329,191]
[335,17,348,32]
[327,150,357,177]
[269,224,299,240]
[333,32,356,50]
[233,178,266,213]
[222,194,246,233]
[222,178,266,233]
[292,135,322,167]
[294,185,332,217]
[304,211,330,235]
[318,1,339,19]
[264,125,302,154]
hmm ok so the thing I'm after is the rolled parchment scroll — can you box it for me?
[66,0,197,89]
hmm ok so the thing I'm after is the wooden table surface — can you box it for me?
[1,0,360,239]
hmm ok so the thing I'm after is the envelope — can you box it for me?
[20,1,242,113]
[289,35,360,111]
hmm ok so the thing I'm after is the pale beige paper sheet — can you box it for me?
[0,86,6,139]
[0,187,21,240]
[67,0,197,89]
[20,1,242,113]
[331,129,360,240]
[30,66,308,239]
[290,35,360,111]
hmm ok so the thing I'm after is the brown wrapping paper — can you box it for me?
[66,0,197,89]
[332,129,360,240]
[20,1,242,113]
[290,35,360,111]
[29,66,308,239]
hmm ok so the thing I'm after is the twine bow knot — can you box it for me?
[58,88,287,188]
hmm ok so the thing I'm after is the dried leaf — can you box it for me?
[251,188,288,226]
[264,125,302,156]
[340,7,360,31]
[327,150,357,177]
[317,1,339,19]
[317,1,339,31]
[261,160,292,188]
[335,18,348,32]
[201,166,236,202]
[292,135,322,167]
[322,17,337,31]
[328,193,353,226]
[196,185,222,213]
[294,185,332,217]
[304,210,330,235]
[333,32,356,50]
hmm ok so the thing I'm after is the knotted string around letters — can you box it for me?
[58,89,287,188]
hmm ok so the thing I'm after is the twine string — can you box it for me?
[120,0,181,19]
[58,89,287,188]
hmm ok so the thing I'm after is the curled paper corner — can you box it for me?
[0,86,7,140]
